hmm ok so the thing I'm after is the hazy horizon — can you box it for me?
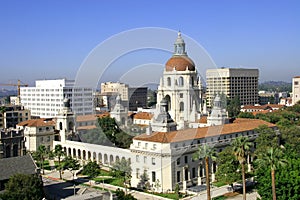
[1,0,299,88]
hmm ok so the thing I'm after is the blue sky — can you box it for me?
[0,0,299,88]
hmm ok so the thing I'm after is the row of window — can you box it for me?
[137,142,157,150]
[136,169,156,182]
[172,131,253,149]
[136,155,156,165]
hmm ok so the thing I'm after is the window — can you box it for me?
[184,156,188,164]
[179,93,183,98]
[145,143,148,149]
[180,102,184,112]
[152,157,156,165]
[152,144,157,150]
[177,158,181,165]
[152,171,156,182]
[192,168,196,178]
[177,171,181,182]
[144,156,147,164]
[136,168,140,178]
[178,76,184,86]
[136,155,140,162]
[138,142,141,147]
[167,77,171,86]
[295,81,299,85]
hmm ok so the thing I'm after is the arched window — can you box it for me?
[180,102,184,112]
[191,77,194,86]
[178,76,184,86]
[165,95,171,111]
[167,77,171,86]
[59,122,63,130]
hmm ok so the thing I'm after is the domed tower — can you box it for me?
[157,32,204,129]
[56,97,75,143]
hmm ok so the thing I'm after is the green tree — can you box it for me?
[112,158,132,193]
[254,125,279,156]
[237,112,255,119]
[82,161,101,185]
[0,174,44,200]
[115,188,137,200]
[280,126,300,153]
[227,96,241,118]
[33,145,48,175]
[62,156,80,181]
[255,147,300,200]
[193,144,216,200]
[154,179,161,193]
[97,116,133,148]
[137,171,150,191]
[215,146,240,188]
[54,144,65,179]
[174,183,180,199]
[231,136,252,200]
[256,147,286,200]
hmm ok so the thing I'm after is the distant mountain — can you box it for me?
[0,89,17,98]
[259,81,292,92]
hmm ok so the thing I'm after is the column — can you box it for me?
[182,167,187,190]
[211,162,215,182]
[197,165,202,185]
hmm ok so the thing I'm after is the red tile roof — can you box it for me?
[134,118,275,143]
[76,113,110,122]
[17,118,55,127]
[133,112,154,120]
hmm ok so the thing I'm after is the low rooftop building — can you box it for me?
[0,154,38,190]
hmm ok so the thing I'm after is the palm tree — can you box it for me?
[193,144,216,200]
[231,136,252,200]
[256,147,286,200]
[36,145,48,175]
[54,144,65,179]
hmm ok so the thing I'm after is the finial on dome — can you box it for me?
[178,31,181,37]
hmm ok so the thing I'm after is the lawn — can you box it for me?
[212,180,227,187]
[93,176,124,187]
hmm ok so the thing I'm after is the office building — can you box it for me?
[128,87,148,111]
[20,79,94,118]
[0,105,30,129]
[206,68,259,107]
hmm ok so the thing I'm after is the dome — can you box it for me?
[165,56,195,71]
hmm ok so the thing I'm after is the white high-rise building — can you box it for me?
[20,79,94,118]
[292,76,300,105]
[206,68,259,107]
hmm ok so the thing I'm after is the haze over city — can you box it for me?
[1,0,299,87]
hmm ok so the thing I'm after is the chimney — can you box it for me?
[146,123,152,135]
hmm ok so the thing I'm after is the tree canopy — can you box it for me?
[215,146,240,186]
[81,116,133,148]
[0,174,44,200]
[82,161,101,179]
[227,96,241,118]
